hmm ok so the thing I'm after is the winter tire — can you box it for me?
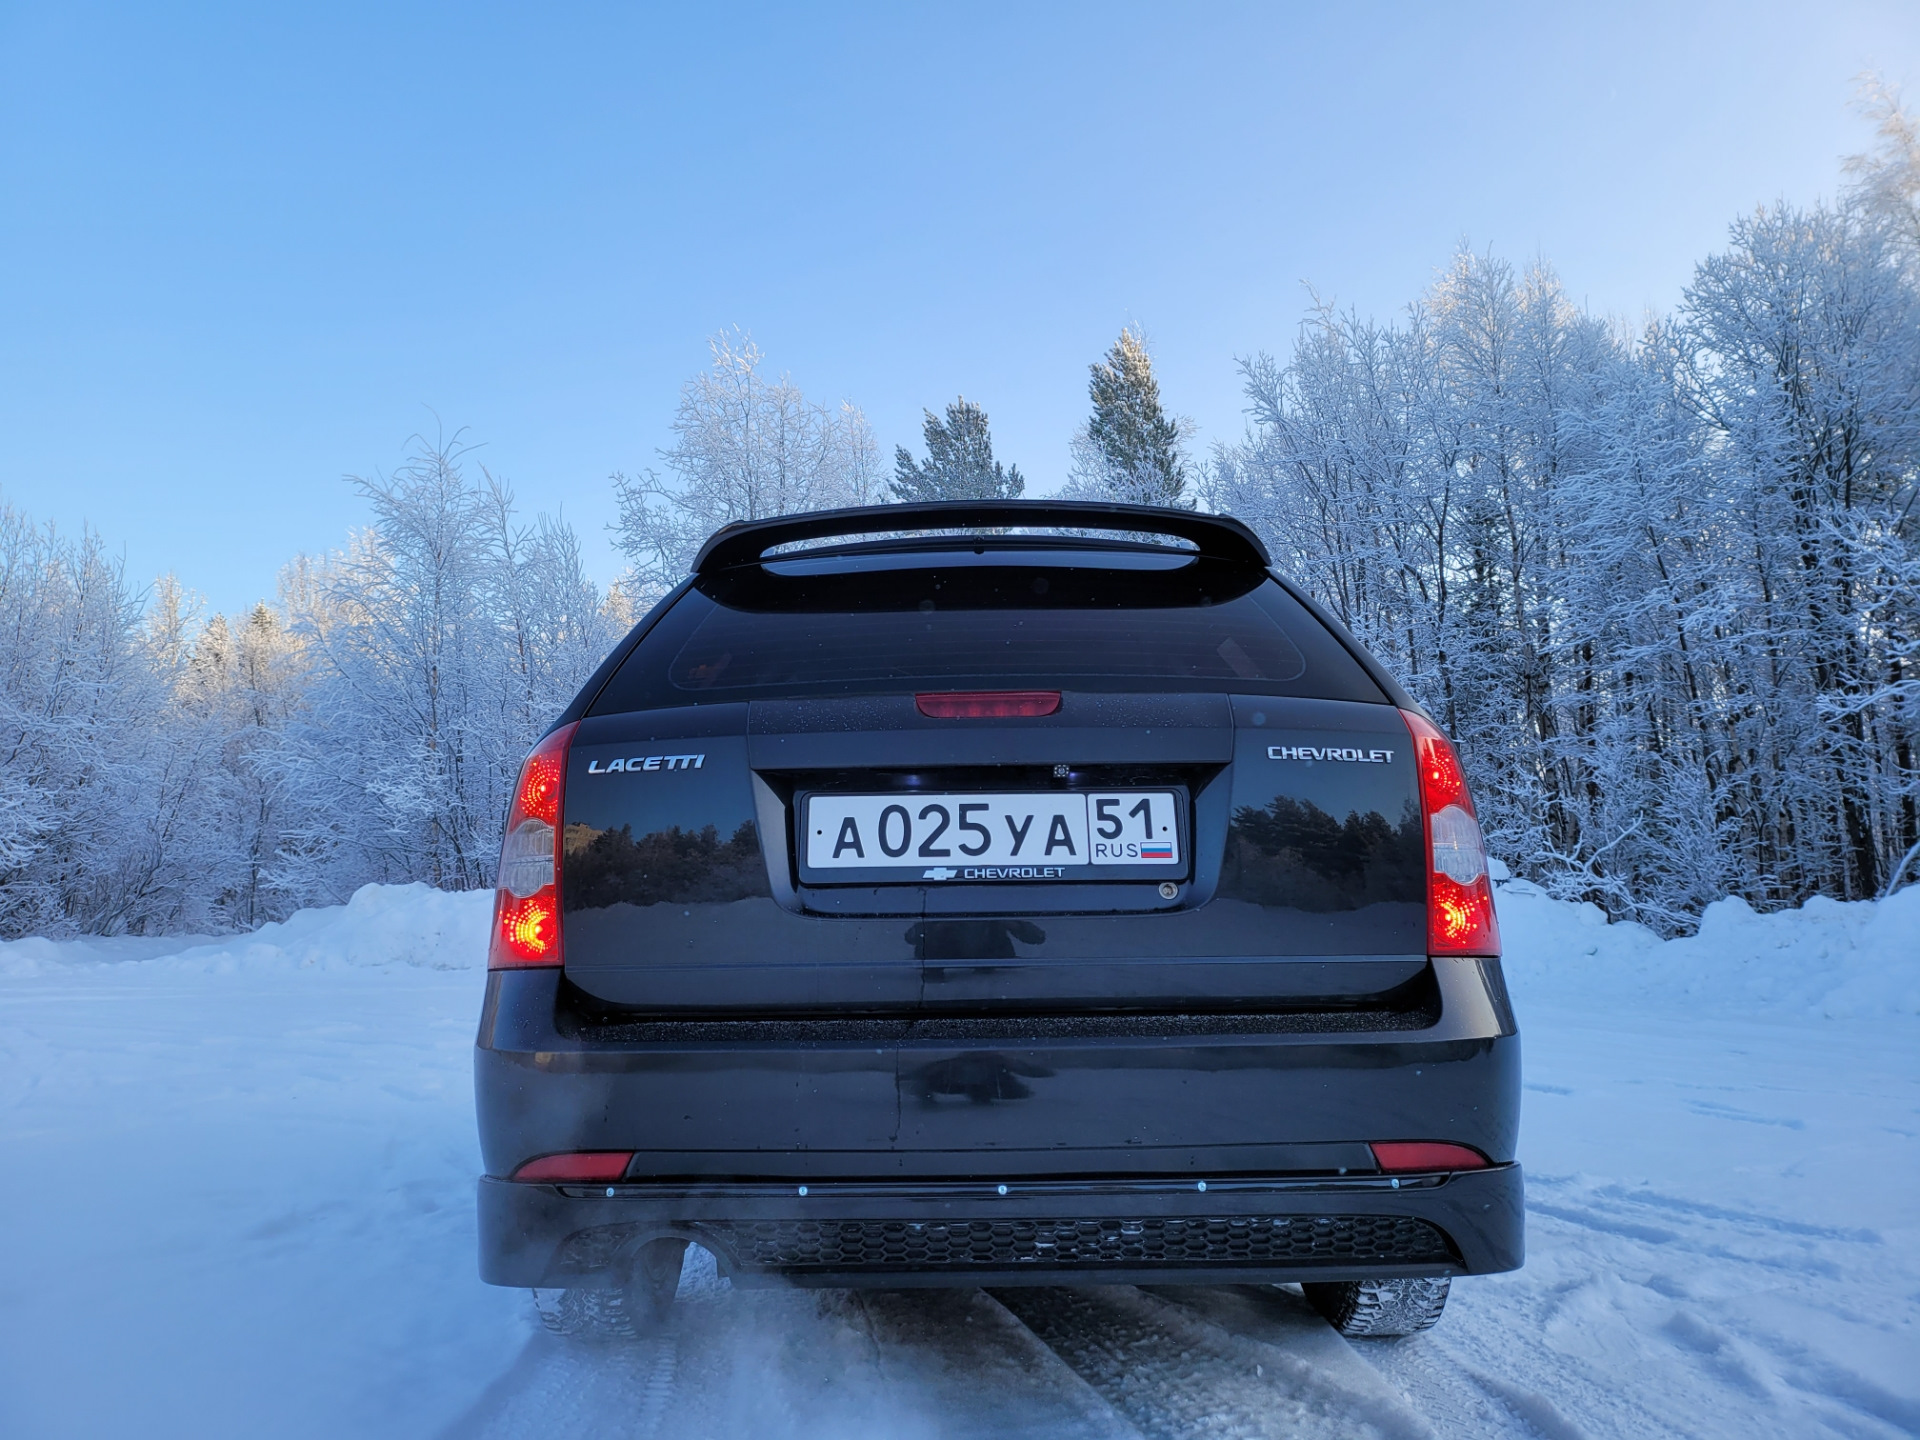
[532,1238,688,1340]
[1303,1276,1450,1337]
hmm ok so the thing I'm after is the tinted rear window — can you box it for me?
[589,551,1384,713]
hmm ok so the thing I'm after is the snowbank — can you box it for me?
[0,881,491,979]
[1497,878,1920,1020]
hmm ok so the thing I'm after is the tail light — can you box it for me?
[488,722,577,969]
[1400,710,1501,957]
[917,690,1061,718]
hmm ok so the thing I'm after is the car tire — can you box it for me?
[1303,1276,1450,1337]
[532,1238,689,1340]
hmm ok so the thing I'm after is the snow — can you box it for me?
[0,881,1915,1438]
[1498,879,1920,1022]
[0,881,489,980]
[0,885,512,1439]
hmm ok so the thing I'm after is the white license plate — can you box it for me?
[803,791,1181,871]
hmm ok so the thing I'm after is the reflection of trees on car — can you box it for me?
[1222,798,1424,912]
[563,822,769,909]
[907,918,1046,960]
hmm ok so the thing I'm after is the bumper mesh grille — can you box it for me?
[694,1214,1453,1272]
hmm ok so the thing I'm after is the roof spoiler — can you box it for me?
[693,500,1272,576]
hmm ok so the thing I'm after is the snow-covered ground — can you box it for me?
[0,881,1914,1438]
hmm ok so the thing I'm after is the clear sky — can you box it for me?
[2,1,1916,617]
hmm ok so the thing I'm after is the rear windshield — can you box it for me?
[589,551,1384,713]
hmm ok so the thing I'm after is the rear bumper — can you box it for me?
[475,961,1522,1287]
[478,1164,1523,1288]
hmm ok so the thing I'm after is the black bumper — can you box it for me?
[475,961,1523,1287]
[479,1165,1522,1288]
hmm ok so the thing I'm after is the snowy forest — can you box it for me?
[2,94,1915,939]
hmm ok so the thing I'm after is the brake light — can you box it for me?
[917,690,1062,719]
[517,751,563,825]
[1372,1141,1489,1172]
[1400,710,1500,957]
[489,722,577,969]
[511,1151,635,1183]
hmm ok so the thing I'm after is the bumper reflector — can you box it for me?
[1372,1141,1490,1173]
[511,1151,635,1183]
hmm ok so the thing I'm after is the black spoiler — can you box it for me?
[692,500,1272,576]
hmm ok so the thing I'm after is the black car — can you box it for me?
[474,501,1521,1339]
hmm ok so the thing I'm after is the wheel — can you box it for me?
[533,1238,688,1340]
[1304,1277,1450,1337]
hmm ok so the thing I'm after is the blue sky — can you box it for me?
[2,1,1916,616]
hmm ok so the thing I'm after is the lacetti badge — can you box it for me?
[1267,745,1394,763]
[585,753,705,774]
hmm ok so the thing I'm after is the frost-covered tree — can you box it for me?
[613,331,883,594]
[0,433,625,935]
[1067,328,1193,506]
[1677,202,1920,901]
[0,506,209,935]
[282,434,627,900]
[290,438,498,890]
[891,397,1024,502]
[1208,195,1920,930]
[184,601,312,927]
[1845,75,1920,267]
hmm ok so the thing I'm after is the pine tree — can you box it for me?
[1074,328,1190,505]
[890,397,1024,502]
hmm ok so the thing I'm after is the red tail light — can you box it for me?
[489,722,577,969]
[517,751,563,826]
[916,690,1061,719]
[1400,710,1500,957]
[1372,1141,1490,1172]
[511,1150,635,1183]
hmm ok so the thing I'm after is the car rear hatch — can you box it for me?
[559,533,1429,1021]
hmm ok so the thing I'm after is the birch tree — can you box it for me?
[613,331,884,594]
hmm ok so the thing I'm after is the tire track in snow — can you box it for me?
[847,1288,1140,1439]
[437,1328,680,1440]
[632,1337,676,1436]
[1339,1184,1914,1440]
[446,1249,1136,1439]
[1347,1331,1589,1440]
[991,1283,1428,1440]
[446,1285,939,1439]
[1162,1283,1591,1440]
[1146,1284,1504,1440]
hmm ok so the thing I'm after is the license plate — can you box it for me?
[802,791,1182,875]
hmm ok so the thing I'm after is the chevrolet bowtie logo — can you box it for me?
[922,867,957,880]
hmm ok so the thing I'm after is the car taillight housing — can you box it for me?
[1400,709,1501,957]
[488,722,577,969]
